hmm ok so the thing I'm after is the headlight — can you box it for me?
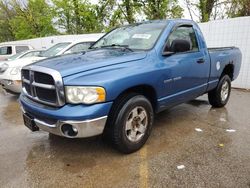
[65,86,106,104]
[0,63,9,73]
[10,67,21,75]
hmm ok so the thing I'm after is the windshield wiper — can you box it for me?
[100,44,134,52]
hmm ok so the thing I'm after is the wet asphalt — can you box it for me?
[0,88,249,188]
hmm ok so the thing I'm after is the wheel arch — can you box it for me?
[222,64,234,80]
[113,84,158,113]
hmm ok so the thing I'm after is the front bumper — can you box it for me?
[21,106,107,138]
[0,79,21,94]
[20,94,113,138]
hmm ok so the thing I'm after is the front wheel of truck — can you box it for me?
[107,93,154,154]
[208,75,231,108]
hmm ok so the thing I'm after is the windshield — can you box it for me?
[22,51,42,58]
[92,22,167,51]
[8,51,26,60]
[40,42,71,57]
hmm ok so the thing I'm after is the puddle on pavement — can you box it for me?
[1,89,250,187]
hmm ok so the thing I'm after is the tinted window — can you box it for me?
[65,42,93,54]
[0,46,12,55]
[16,46,29,53]
[166,26,199,53]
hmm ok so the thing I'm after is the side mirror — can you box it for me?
[162,51,175,56]
[170,39,191,53]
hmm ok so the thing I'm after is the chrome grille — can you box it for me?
[21,65,65,107]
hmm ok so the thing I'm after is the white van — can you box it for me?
[0,44,33,61]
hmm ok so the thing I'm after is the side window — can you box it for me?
[165,26,199,53]
[65,42,93,54]
[0,46,12,55]
[16,46,29,53]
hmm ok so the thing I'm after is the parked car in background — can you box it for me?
[0,36,101,94]
[37,40,95,58]
[7,50,43,61]
[19,19,242,153]
[0,44,33,61]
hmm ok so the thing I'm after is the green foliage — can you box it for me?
[52,0,106,34]
[227,0,250,17]
[10,0,57,40]
[99,0,140,29]
[0,0,249,43]
[197,0,217,22]
[95,0,118,31]
[188,0,249,22]
[116,0,137,23]
[78,3,103,33]
[140,0,183,20]
[52,0,74,33]
[0,1,15,42]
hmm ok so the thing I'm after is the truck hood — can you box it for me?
[34,49,147,77]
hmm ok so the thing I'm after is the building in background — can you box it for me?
[199,16,250,89]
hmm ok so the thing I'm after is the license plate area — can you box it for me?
[23,113,39,132]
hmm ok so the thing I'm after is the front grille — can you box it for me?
[21,67,65,107]
[36,87,57,103]
[24,82,31,95]
[34,72,54,85]
[22,70,30,80]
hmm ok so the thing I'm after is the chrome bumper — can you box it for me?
[21,107,107,138]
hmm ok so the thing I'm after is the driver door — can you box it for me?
[161,25,209,106]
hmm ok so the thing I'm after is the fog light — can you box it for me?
[6,80,13,86]
[61,124,78,137]
[72,126,78,133]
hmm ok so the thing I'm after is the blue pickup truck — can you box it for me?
[20,19,241,153]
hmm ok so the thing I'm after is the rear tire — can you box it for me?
[105,93,154,154]
[208,75,231,108]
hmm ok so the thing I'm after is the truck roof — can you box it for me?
[123,19,196,27]
[0,44,33,47]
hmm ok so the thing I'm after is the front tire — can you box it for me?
[107,93,154,154]
[208,75,231,108]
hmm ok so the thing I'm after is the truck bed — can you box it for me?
[208,46,241,83]
[208,46,237,52]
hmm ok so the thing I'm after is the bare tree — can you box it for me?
[184,0,231,22]
[227,0,250,17]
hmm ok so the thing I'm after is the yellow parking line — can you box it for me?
[139,146,148,188]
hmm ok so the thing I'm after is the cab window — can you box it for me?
[16,46,29,53]
[0,46,12,55]
[165,26,199,53]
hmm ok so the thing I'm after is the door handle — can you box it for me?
[197,58,205,64]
